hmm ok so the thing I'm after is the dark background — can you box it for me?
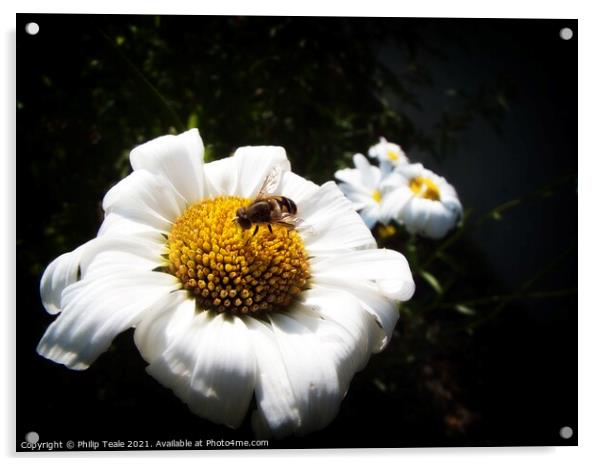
[16,15,577,449]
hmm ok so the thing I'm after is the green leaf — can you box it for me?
[454,304,476,316]
[372,378,388,393]
[420,270,443,295]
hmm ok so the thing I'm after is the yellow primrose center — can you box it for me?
[371,190,382,203]
[165,196,310,315]
[410,176,441,201]
[386,150,399,161]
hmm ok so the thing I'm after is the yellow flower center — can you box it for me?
[377,224,397,239]
[386,150,399,161]
[165,196,310,315]
[371,190,382,203]
[410,176,440,201]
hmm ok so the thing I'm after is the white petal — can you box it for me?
[145,310,256,428]
[297,286,378,390]
[268,313,343,435]
[367,137,387,159]
[359,204,380,229]
[134,290,192,363]
[423,202,458,239]
[77,234,166,280]
[337,182,372,210]
[251,313,342,437]
[424,217,453,239]
[329,283,400,350]
[297,181,376,254]
[441,190,463,218]
[202,157,235,197]
[380,171,407,191]
[130,129,206,205]
[39,232,165,315]
[205,146,291,198]
[102,169,186,232]
[310,249,414,347]
[401,197,432,234]
[311,248,415,301]
[280,171,319,203]
[334,156,382,195]
[377,158,395,175]
[352,153,380,189]
[395,162,424,179]
[245,318,300,437]
[334,168,371,193]
[379,189,406,223]
[40,242,89,315]
[37,271,180,370]
[402,195,460,239]
[98,212,162,237]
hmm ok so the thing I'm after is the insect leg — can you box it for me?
[252,225,259,237]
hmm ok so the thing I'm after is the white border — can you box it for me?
[0,0,589,18]
[3,0,600,464]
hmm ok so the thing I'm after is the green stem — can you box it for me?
[419,210,472,270]
[426,288,576,312]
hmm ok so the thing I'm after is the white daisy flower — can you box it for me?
[38,129,415,438]
[383,163,463,239]
[367,137,409,171]
[334,153,402,229]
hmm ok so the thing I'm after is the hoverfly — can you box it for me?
[234,166,303,236]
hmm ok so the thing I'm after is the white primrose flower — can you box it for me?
[383,163,463,239]
[334,153,403,229]
[368,137,409,172]
[38,129,415,438]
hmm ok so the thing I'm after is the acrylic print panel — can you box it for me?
[16,14,577,450]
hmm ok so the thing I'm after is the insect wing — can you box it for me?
[282,213,317,236]
[256,166,283,199]
[276,213,304,229]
